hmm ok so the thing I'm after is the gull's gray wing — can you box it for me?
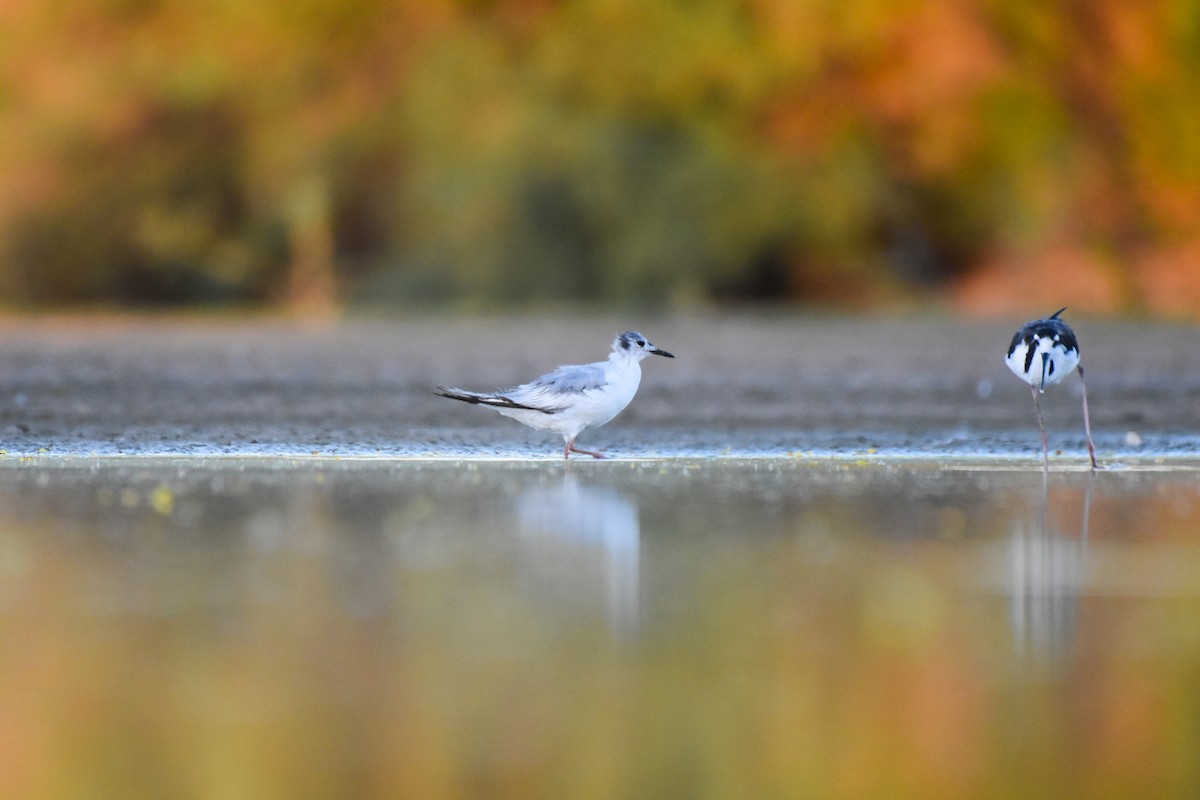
[501,362,608,412]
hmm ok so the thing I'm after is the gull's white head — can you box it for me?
[612,330,674,361]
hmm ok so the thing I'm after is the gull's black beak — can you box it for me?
[650,347,674,358]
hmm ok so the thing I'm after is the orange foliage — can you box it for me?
[952,243,1124,316]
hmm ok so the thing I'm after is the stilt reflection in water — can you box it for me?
[1008,472,1094,663]
[514,472,640,636]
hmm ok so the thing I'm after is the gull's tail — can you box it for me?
[434,386,553,414]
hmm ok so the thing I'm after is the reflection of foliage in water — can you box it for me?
[0,461,1198,796]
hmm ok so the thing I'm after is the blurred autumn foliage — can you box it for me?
[1,0,1198,314]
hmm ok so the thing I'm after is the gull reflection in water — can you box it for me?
[1007,473,1094,664]
[514,473,640,637]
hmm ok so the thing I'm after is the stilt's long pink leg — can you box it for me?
[1031,384,1049,471]
[1078,365,1098,470]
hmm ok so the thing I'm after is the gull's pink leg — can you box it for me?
[565,436,605,459]
[1078,365,1098,470]
[1031,383,1049,471]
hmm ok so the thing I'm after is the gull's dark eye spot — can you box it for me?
[636,339,645,347]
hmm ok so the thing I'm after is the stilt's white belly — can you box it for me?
[1005,337,1079,389]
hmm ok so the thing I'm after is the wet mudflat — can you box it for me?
[1,457,1199,798]
[0,313,1198,459]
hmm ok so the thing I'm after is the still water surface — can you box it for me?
[1,457,1198,798]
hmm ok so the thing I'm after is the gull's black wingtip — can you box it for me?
[1049,306,1068,320]
[433,386,475,403]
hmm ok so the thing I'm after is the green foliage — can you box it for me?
[10,101,278,304]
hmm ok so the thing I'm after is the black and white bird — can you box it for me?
[1004,307,1098,469]
[435,331,674,459]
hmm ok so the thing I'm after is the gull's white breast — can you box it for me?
[497,358,642,437]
